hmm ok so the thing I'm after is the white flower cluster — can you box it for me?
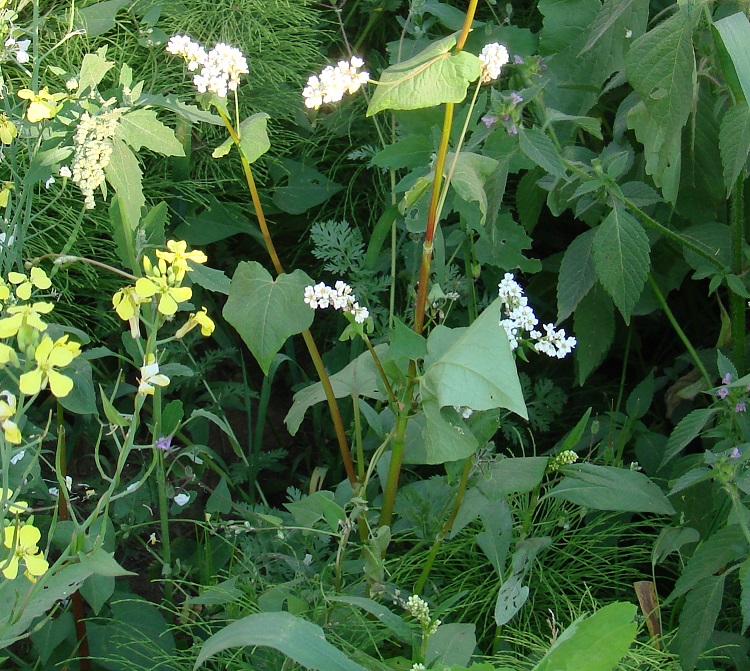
[303,57,370,110]
[402,595,441,635]
[71,110,120,209]
[167,35,248,98]
[479,42,510,83]
[498,273,576,359]
[304,280,369,323]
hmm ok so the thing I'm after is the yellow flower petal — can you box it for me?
[30,267,51,290]
[135,277,158,299]
[48,370,73,398]
[157,293,178,315]
[3,420,21,445]
[1,554,19,579]
[24,551,48,577]
[19,368,43,396]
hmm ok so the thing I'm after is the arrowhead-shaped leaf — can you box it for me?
[223,262,314,375]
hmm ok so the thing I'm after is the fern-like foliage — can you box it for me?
[310,219,365,275]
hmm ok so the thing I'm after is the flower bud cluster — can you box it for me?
[303,280,369,324]
[303,57,370,110]
[479,42,510,83]
[498,273,576,358]
[167,35,248,98]
[71,110,120,209]
[548,449,579,472]
[401,594,441,635]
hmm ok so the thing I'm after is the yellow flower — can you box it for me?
[0,278,10,302]
[8,268,51,301]
[0,302,54,339]
[0,114,18,145]
[0,182,14,208]
[135,258,192,316]
[2,523,49,582]
[112,286,145,339]
[19,335,80,398]
[138,354,170,395]
[17,87,62,124]
[0,391,21,444]
[0,343,18,367]
[1,488,27,515]
[175,307,215,338]
[155,240,207,280]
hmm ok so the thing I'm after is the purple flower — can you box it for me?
[502,114,510,122]
[513,55,524,65]
[510,91,524,105]
[481,115,497,129]
[722,372,733,385]
[507,124,518,136]
[716,386,729,399]
[736,401,746,413]
[730,447,741,459]
[155,436,173,451]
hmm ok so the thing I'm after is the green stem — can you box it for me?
[730,176,746,375]
[218,109,357,486]
[414,457,472,594]
[648,275,712,387]
[153,387,174,610]
[379,402,411,529]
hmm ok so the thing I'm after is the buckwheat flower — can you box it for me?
[19,335,81,398]
[59,165,71,179]
[736,401,746,413]
[352,303,369,324]
[166,34,207,71]
[70,110,120,209]
[411,665,426,671]
[2,523,49,582]
[1,488,26,515]
[716,386,729,400]
[478,42,510,83]
[44,176,55,189]
[303,57,369,110]
[0,391,21,444]
[304,281,369,323]
[173,492,190,507]
[65,78,78,91]
[138,354,170,395]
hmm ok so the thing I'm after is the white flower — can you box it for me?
[5,37,31,65]
[65,78,78,91]
[59,166,72,179]
[625,28,633,38]
[138,355,170,395]
[173,492,190,506]
[479,42,510,83]
[304,280,370,324]
[303,57,369,110]
[167,35,248,98]
[303,553,313,565]
[44,176,55,189]
[48,476,73,496]
[126,482,138,493]
[70,109,120,209]
[10,450,25,465]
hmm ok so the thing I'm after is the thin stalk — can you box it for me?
[730,176,746,375]
[648,275,712,387]
[614,324,632,415]
[413,457,473,594]
[153,387,174,610]
[218,108,357,486]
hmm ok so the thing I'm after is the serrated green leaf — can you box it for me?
[545,109,602,139]
[77,48,115,92]
[119,109,184,156]
[674,575,726,671]
[194,611,366,671]
[518,127,567,179]
[626,8,697,200]
[223,262,314,375]
[662,407,717,465]
[367,33,481,116]
[720,102,750,192]
[593,206,650,323]
[574,284,614,384]
[558,228,597,321]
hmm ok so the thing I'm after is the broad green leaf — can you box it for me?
[74,0,129,37]
[574,284,614,384]
[420,397,478,464]
[367,33,481,116]
[119,109,184,156]
[546,463,675,514]
[713,13,750,104]
[668,525,748,601]
[449,152,499,224]
[476,500,513,576]
[674,575,726,671]
[58,357,97,415]
[79,574,115,615]
[205,477,232,515]
[516,169,546,231]
[31,612,75,665]
[285,346,387,435]
[681,223,731,280]
[422,297,527,419]
[193,611,366,671]
[77,48,115,92]
[592,206,650,323]
[557,228,597,321]
[223,262,314,375]
[533,603,637,671]
[328,597,412,644]
[720,102,750,192]
[138,93,223,126]
[668,467,714,496]
[741,558,750,634]
[662,407,717,465]
[652,526,700,565]
[626,8,697,200]
[518,127,567,180]
[186,578,242,606]
[78,548,136,577]
[372,135,433,170]
[271,159,344,215]
[478,458,549,500]
[545,109,602,139]
[386,317,428,363]
[105,138,145,231]
[238,113,271,164]
[426,623,476,668]
[472,212,541,274]
[494,538,551,626]
[187,262,231,295]
[626,371,654,419]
